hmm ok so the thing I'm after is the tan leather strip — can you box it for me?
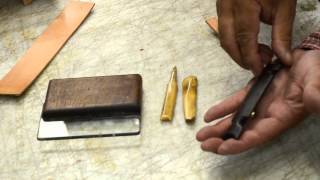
[206,17,219,35]
[0,1,95,96]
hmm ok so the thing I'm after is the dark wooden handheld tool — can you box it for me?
[223,60,284,140]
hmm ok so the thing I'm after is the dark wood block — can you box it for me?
[42,74,142,121]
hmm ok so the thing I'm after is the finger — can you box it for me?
[217,130,260,155]
[292,49,305,62]
[197,117,232,141]
[233,0,263,75]
[259,44,274,65]
[258,0,273,24]
[218,116,293,155]
[272,0,296,65]
[217,118,276,155]
[204,85,252,122]
[218,0,244,68]
[201,138,224,153]
[216,0,220,15]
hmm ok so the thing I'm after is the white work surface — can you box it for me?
[0,0,320,179]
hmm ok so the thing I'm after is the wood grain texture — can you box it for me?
[22,0,32,5]
[42,74,142,121]
[0,1,94,96]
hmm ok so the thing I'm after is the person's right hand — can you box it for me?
[196,49,320,155]
[217,0,297,75]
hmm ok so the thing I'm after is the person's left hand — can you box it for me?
[196,49,320,155]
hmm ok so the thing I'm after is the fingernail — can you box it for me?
[196,133,202,141]
[217,144,229,155]
[284,52,293,65]
[201,143,208,151]
[204,113,211,122]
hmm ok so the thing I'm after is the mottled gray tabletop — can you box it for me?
[0,0,320,179]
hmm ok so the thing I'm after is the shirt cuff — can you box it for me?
[298,31,320,50]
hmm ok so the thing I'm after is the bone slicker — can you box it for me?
[160,67,178,121]
[182,76,198,122]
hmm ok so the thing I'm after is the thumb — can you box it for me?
[272,0,296,65]
[304,81,320,114]
[303,51,320,114]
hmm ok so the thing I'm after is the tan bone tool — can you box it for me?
[160,67,178,121]
[0,1,95,96]
[182,76,197,122]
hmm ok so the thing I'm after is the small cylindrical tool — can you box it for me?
[160,67,178,121]
[182,76,198,122]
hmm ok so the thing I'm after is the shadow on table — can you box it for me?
[38,135,143,153]
[207,116,320,179]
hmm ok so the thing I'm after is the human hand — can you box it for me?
[217,0,297,75]
[291,50,320,113]
[196,49,320,155]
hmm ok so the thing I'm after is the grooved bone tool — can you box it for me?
[222,60,284,140]
[182,76,198,122]
[160,67,178,121]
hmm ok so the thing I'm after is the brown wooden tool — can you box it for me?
[223,61,283,139]
[22,0,32,5]
[0,1,94,96]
